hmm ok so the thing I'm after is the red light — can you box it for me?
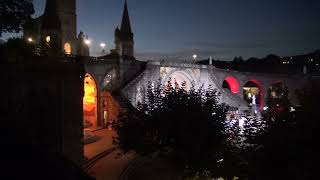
[224,76,239,94]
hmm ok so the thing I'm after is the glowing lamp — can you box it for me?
[290,107,295,112]
[46,36,51,43]
[193,54,197,60]
[84,39,91,45]
[100,43,106,48]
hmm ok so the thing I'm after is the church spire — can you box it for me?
[114,0,134,58]
[120,0,132,34]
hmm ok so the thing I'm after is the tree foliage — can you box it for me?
[243,80,319,179]
[1,37,35,62]
[112,80,247,178]
[112,77,319,179]
[36,37,62,57]
[0,0,34,36]
[293,79,320,179]
[265,84,292,121]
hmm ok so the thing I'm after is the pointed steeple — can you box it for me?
[115,26,120,35]
[114,0,134,57]
[120,0,132,34]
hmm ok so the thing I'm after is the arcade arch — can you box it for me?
[83,73,97,128]
[64,42,72,55]
[222,76,239,94]
[162,70,196,91]
[243,80,263,111]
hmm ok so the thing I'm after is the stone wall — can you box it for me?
[83,59,307,120]
[100,91,122,126]
[2,57,85,167]
[121,62,307,110]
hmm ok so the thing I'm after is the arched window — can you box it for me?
[136,86,145,106]
[64,42,72,55]
[243,80,263,111]
[46,36,51,43]
[83,73,97,128]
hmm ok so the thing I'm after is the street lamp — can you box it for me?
[193,54,197,63]
[84,39,91,46]
[100,43,106,48]
[100,43,106,56]
[27,37,33,43]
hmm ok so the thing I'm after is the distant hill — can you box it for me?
[198,50,320,75]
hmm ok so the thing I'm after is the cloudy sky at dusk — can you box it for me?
[4,0,320,61]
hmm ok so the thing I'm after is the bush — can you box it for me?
[243,80,319,179]
[112,80,246,178]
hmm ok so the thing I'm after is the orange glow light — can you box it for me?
[83,74,97,126]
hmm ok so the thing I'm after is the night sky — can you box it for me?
[6,0,320,60]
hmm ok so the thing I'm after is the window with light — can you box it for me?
[64,43,72,55]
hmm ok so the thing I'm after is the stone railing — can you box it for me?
[147,60,208,69]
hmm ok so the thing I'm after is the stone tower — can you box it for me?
[41,0,78,55]
[114,0,134,58]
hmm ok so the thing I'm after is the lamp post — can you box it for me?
[100,43,106,56]
[27,37,33,43]
[193,54,197,64]
[84,39,91,46]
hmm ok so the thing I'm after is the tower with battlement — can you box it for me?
[24,0,89,56]
[42,0,78,55]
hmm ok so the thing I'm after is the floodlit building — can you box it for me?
[24,0,89,56]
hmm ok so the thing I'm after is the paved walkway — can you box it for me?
[84,128,116,160]
[124,157,179,180]
[84,128,137,180]
[87,150,136,180]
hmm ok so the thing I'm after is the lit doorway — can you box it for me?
[243,80,262,112]
[83,73,97,129]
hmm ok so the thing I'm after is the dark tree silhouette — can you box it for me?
[243,79,319,179]
[2,37,35,62]
[265,84,292,121]
[112,80,247,178]
[0,0,34,36]
[293,79,320,179]
[36,36,62,57]
[243,83,296,179]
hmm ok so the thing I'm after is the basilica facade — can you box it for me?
[24,0,135,58]
[24,0,89,56]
